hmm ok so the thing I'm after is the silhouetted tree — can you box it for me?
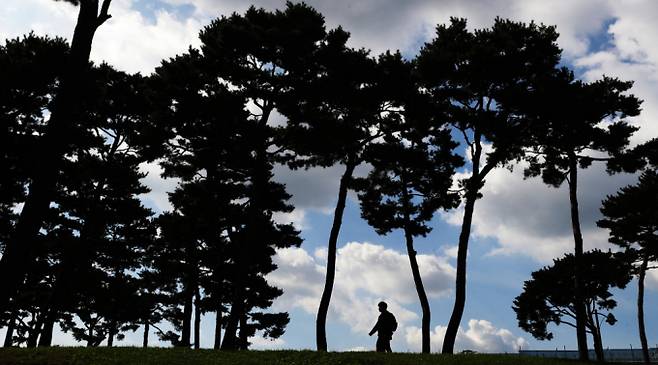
[513,249,633,362]
[598,170,658,364]
[0,34,69,340]
[522,68,642,360]
[194,3,332,350]
[277,32,415,353]
[416,18,562,355]
[33,64,156,347]
[0,0,114,313]
[352,58,463,352]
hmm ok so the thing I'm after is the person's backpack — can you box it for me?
[389,313,398,333]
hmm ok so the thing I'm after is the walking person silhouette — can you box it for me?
[369,301,397,352]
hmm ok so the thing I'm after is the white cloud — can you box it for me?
[405,319,527,353]
[444,161,636,263]
[138,161,179,213]
[268,242,455,342]
[0,0,204,74]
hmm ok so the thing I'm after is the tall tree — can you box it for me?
[0,0,114,314]
[522,68,642,360]
[513,249,633,362]
[598,170,658,365]
[354,122,462,352]
[0,34,70,334]
[278,35,410,353]
[416,18,562,355]
[197,3,331,350]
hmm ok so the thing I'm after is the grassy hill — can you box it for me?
[0,348,592,365]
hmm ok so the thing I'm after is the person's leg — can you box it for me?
[385,339,392,353]
[376,337,385,352]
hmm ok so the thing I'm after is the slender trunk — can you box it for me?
[221,304,239,350]
[214,307,222,350]
[26,312,43,348]
[316,161,356,352]
[0,0,112,314]
[568,154,590,361]
[405,227,431,353]
[194,285,201,349]
[87,325,94,347]
[107,324,115,347]
[3,315,15,347]
[400,181,431,354]
[589,305,604,362]
[180,284,194,347]
[638,253,650,364]
[443,135,483,354]
[38,315,55,347]
[143,322,149,348]
[239,313,249,350]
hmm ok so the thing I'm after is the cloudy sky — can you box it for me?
[2,0,658,353]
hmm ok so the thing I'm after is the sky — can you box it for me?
[2,0,658,353]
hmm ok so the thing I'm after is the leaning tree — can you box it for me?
[416,17,563,355]
[522,67,642,360]
[354,119,463,352]
[598,169,658,364]
[0,0,115,313]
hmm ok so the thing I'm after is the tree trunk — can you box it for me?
[0,0,112,314]
[443,135,484,355]
[399,181,431,354]
[180,284,194,347]
[87,325,94,347]
[239,313,249,350]
[568,154,590,362]
[221,304,239,350]
[38,314,55,347]
[3,315,15,347]
[194,285,201,350]
[405,227,431,353]
[214,307,222,350]
[316,161,356,352]
[143,322,149,348]
[26,312,44,348]
[107,323,115,347]
[442,189,476,354]
[638,253,650,365]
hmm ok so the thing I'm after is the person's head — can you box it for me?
[378,301,387,313]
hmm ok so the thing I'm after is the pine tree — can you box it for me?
[353,112,463,352]
[513,249,633,362]
[0,0,114,312]
[598,170,658,364]
[416,18,563,355]
[521,68,642,360]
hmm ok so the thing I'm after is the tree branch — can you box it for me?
[97,0,112,27]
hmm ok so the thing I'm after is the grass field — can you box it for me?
[0,348,593,365]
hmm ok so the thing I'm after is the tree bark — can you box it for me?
[400,181,431,354]
[3,314,15,347]
[143,322,149,348]
[568,154,590,362]
[26,312,44,348]
[443,135,483,355]
[180,283,194,347]
[194,285,201,349]
[221,304,239,350]
[38,314,55,347]
[0,0,112,314]
[238,313,248,350]
[107,319,116,347]
[316,161,356,352]
[405,227,431,353]
[214,307,222,350]
[638,253,650,365]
